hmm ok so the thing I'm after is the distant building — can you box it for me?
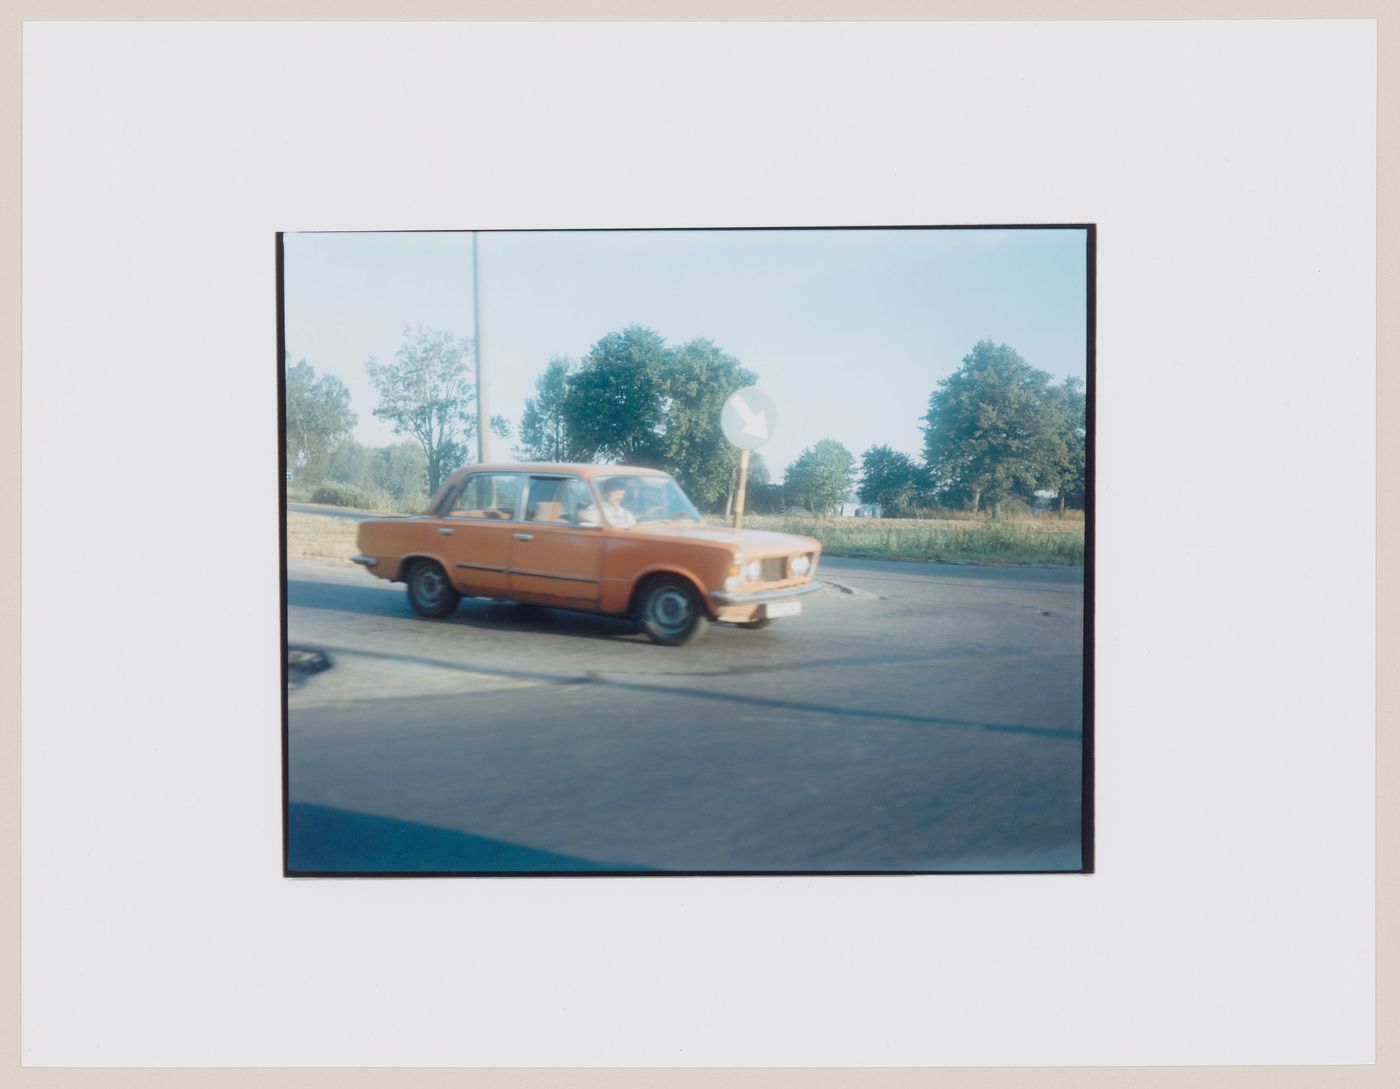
[837,495,883,518]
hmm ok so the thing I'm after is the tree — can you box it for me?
[1042,377,1087,512]
[541,325,761,508]
[375,441,430,504]
[730,452,777,516]
[366,327,506,494]
[785,439,857,517]
[664,338,757,508]
[562,325,672,465]
[285,357,356,486]
[516,356,574,462]
[329,439,376,491]
[921,340,1064,517]
[323,438,430,506]
[858,445,924,516]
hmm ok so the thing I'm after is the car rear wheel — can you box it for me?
[638,577,708,646]
[406,560,460,618]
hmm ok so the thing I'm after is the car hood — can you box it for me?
[623,522,821,555]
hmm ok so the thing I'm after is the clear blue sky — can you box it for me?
[282,228,1088,477]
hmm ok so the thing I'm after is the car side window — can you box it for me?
[449,474,520,520]
[524,477,566,523]
[563,478,599,525]
[525,477,596,525]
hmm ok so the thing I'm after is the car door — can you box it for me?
[433,472,522,596]
[508,475,603,605]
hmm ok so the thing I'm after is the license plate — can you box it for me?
[763,600,802,619]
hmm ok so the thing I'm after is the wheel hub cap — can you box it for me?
[652,589,690,633]
[418,570,444,605]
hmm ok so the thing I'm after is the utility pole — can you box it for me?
[473,231,489,463]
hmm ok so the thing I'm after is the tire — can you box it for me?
[637,577,708,646]
[406,560,460,618]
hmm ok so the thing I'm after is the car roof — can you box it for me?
[446,463,670,483]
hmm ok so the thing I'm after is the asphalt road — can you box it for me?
[287,501,382,522]
[285,556,1086,874]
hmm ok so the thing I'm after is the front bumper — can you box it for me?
[709,580,823,606]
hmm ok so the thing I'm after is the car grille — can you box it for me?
[760,557,787,582]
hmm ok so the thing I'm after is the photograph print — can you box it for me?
[280,226,1092,876]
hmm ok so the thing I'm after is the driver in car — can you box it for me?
[598,479,636,527]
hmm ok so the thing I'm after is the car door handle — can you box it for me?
[513,532,534,541]
[437,527,454,536]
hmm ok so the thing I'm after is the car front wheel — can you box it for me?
[638,577,708,646]
[406,560,461,618]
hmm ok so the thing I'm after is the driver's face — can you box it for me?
[604,488,625,504]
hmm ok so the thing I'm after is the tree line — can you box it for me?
[284,327,509,506]
[864,340,1086,518]
[285,328,1085,517]
[284,356,430,507]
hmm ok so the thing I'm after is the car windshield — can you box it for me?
[596,474,703,526]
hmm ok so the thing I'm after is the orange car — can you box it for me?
[352,463,823,645]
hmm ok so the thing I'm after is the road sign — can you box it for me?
[721,387,777,530]
[721,387,777,450]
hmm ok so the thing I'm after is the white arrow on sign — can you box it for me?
[721,386,777,451]
[731,395,768,439]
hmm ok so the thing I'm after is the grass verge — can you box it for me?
[709,513,1084,566]
[285,507,1085,569]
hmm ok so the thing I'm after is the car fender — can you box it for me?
[392,550,451,584]
[602,559,711,618]
[619,563,716,617]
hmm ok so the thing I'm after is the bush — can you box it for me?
[745,481,789,515]
[990,495,1033,518]
[310,482,378,509]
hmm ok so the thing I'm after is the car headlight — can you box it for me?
[791,553,811,576]
[744,560,763,582]
[724,574,741,592]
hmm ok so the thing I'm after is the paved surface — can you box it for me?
[285,556,1086,874]
[287,501,384,522]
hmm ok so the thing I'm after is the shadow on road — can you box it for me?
[302,641,1080,742]
[289,577,1081,741]
[288,577,645,642]
[286,803,651,874]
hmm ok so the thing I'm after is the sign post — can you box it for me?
[720,387,777,531]
[733,449,751,530]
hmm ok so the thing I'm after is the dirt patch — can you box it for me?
[286,511,358,566]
